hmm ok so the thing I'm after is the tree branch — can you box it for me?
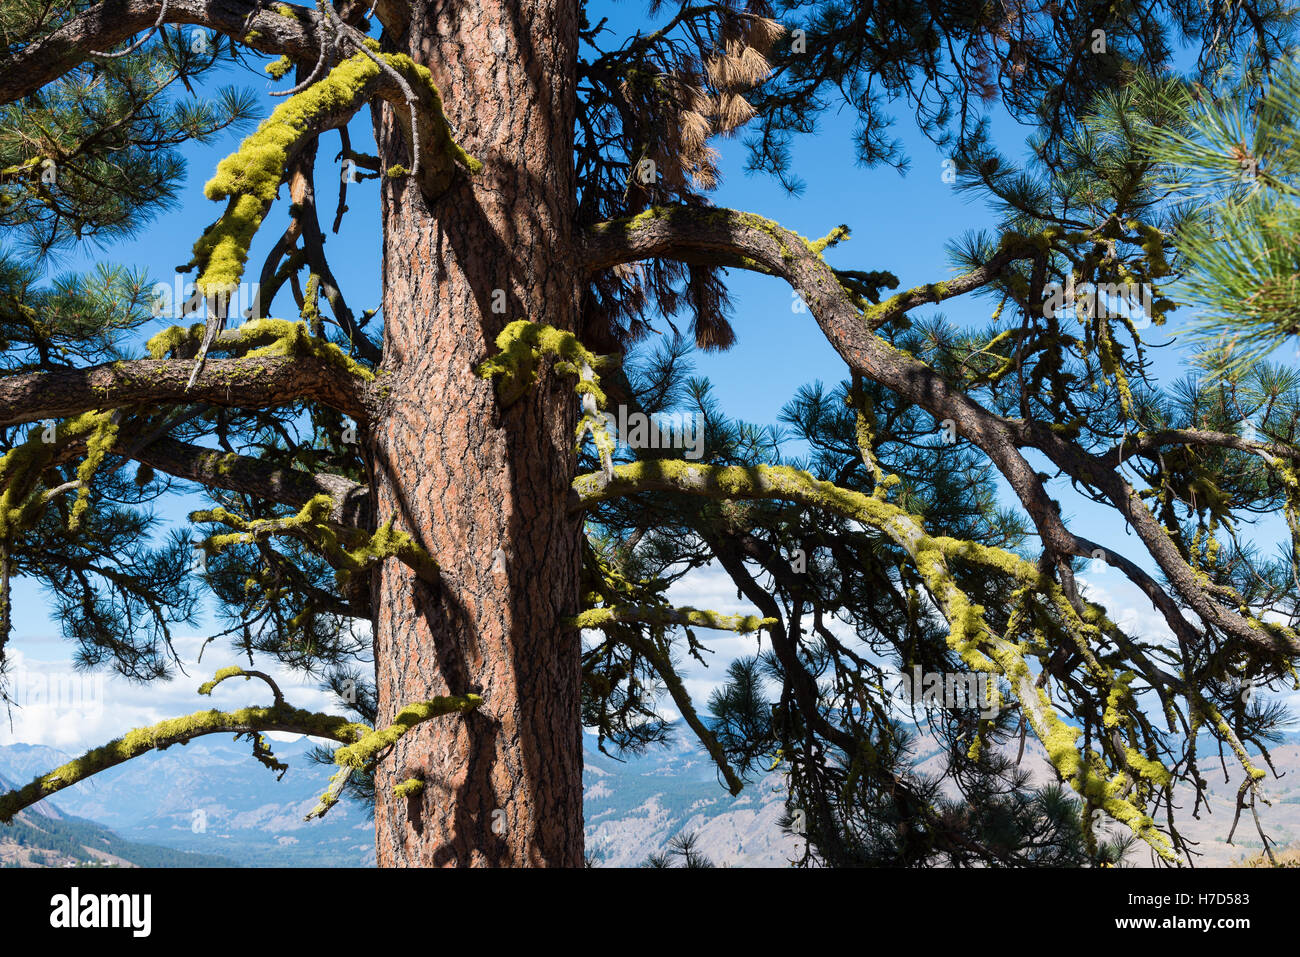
[580,205,1297,664]
[0,0,325,106]
[133,435,369,527]
[0,353,369,427]
[0,702,369,823]
[0,672,480,824]
[568,604,775,633]
[571,459,1179,858]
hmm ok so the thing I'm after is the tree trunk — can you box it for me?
[367,0,583,867]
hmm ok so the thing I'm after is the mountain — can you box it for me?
[0,739,376,867]
[583,732,801,867]
[0,769,235,868]
[0,731,801,867]
[4,727,1299,867]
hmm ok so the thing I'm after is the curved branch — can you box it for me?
[580,205,1294,663]
[198,664,285,706]
[0,703,370,822]
[0,668,480,824]
[88,0,168,57]
[0,0,325,106]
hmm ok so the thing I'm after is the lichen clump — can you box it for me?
[193,491,436,587]
[147,318,375,381]
[476,319,620,461]
[189,50,479,296]
[0,411,118,540]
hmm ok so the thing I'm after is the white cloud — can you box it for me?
[1,635,338,753]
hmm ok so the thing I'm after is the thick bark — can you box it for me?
[367,0,584,866]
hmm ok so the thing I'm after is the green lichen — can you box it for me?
[569,605,775,633]
[195,490,437,590]
[189,51,479,296]
[477,320,611,404]
[0,411,118,541]
[146,322,206,359]
[198,665,249,696]
[332,696,482,771]
[572,459,1178,859]
[148,318,374,381]
[69,413,119,532]
[476,320,621,460]
[265,55,293,80]
[393,778,426,799]
[0,702,371,823]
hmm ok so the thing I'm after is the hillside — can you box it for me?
[0,770,235,868]
[3,728,1298,867]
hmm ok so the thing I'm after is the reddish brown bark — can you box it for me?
[367,0,584,866]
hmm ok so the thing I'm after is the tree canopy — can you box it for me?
[2,0,1300,867]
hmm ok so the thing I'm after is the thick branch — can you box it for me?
[0,0,324,106]
[0,703,370,822]
[581,206,1285,663]
[134,435,369,526]
[0,354,368,427]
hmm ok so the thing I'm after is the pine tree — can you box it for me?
[0,0,1297,868]
[1138,57,1300,373]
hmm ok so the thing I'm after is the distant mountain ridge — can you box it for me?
[3,724,1299,867]
[0,768,235,868]
[0,731,800,867]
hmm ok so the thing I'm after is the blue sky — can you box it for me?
[3,2,1294,753]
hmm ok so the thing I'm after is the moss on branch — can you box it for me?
[0,411,118,541]
[146,318,375,382]
[568,604,776,633]
[0,699,370,823]
[572,458,1178,859]
[193,492,437,586]
[0,670,482,825]
[188,50,479,296]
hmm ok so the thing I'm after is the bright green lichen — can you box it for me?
[806,223,850,256]
[332,696,483,771]
[68,413,119,531]
[568,605,775,633]
[393,778,426,799]
[0,411,119,541]
[476,320,621,461]
[477,320,612,404]
[0,701,371,823]
[195,492,437,587]
[189,50,479,296]
[265,55,294,80]
[148,318,375,381]
[198,665,249,696]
